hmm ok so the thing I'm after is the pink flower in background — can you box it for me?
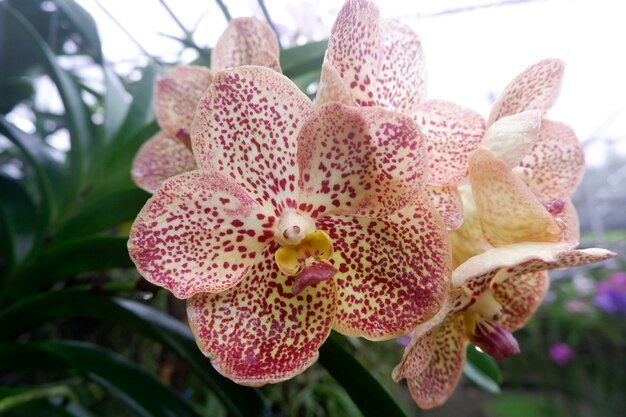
[594,271,626,316]
[549,342,576,366]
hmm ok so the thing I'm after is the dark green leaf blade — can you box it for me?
[280,40,328,78]
[319,333,408,417]
[0,291,270,417]
[0,341,203,417]
[463,344,502,394]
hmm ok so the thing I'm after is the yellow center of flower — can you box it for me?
[273,210,334,276]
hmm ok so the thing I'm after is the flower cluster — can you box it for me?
[127,0,615,408]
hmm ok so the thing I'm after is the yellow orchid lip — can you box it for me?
[275,230,334,276]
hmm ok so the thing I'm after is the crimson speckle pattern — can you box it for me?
[487,59,565,127]
[315,63,356,108]
[426,186,464,231]
[405,316,467,409]
[376,19,426,113]
[326,0,381,106]
[319,196,450,340]
[128,171,276,298]
[469,148,563,246]
[131,132,197,193]
[297,103,426,218]
[493,271,549,332]
[211,17,280,72]
[520,119,585,199]
[186,244,336,386]
[155,66,213,139]
[192,67,312,212]
[413,100,486,185]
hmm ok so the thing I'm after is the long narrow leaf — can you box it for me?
[280,40,328,78]
[56,0,103,62]
[318,334,409,417]
[101,65,130,144]
[0,291,270,417]
[6,5,92,199]
[0,341,203,417]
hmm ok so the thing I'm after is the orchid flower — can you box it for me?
[317,0,486,230]
[128,66,450,385]
[131,17,281,193]
[392,242,615,408]
[452,60,585,265]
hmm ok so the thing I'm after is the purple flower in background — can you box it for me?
[594,271,626,316]
[549,342,576,366]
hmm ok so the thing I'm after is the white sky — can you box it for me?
[76,0,626,166]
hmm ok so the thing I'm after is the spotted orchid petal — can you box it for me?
[469,147,563,246]
[131,132,196,194]
[128,171,276,299]
[320,196,450,340]
[411,100,486,185]
[326,0,381,107]
[450,186,493,267]
[375,20,426,113]
[211,17,280,72]
[481,110,542,170]
[187,244,336,386]
[297,102,427,218]
[192,66,312,212]
[314,62,356,108]
[494,271,549,332]
[403,315,467,409]
[452,241,616,289]
[155,66,213,140]
[392,293,458,380]
[560,198,580,244]
[426,186,463,231]
[520,119,585,199]
[487,59,565,127]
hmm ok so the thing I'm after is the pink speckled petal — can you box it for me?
[128,170,276,299]
[314,62,356,108]
[253,48,282,73]
[560,198,580,244]
[520,119,585,199]
[469,148,563,246]
[450,186,493,267]
[494,271,549,332]
[297,102,427,218]
[131,132,197,194]
[376,19,426,113]
[426,186,463,231]
[412,100,485,185]
[192,67,311,211]
[405,315,467,409]
[155,66,213,139]
[392,293,458,380]
[320,196,450,340]
[452,241,615,289]
[326,0,381,106]
[481,110,542,169]
[211,17,280,71]
[487,59,565,126]
[187,243,336,385]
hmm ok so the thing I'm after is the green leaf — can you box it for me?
[318,333,408,417]
[56,0,103,62]
[14,236,133,296]
[0,291,270,417]
[0,341,203,417]
[0,116,66,223]
[0,174,39,271]
[113,64,158,144]
[463,344,502,394]
[0,385,79,413]
[6,5,92,199]
[280,40,328,79]
[101,65,130,144]
[54,188,149,240]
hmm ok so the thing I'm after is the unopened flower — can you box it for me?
[131,17,281,193]
[393,243,615,408]
[129,66,450,385]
